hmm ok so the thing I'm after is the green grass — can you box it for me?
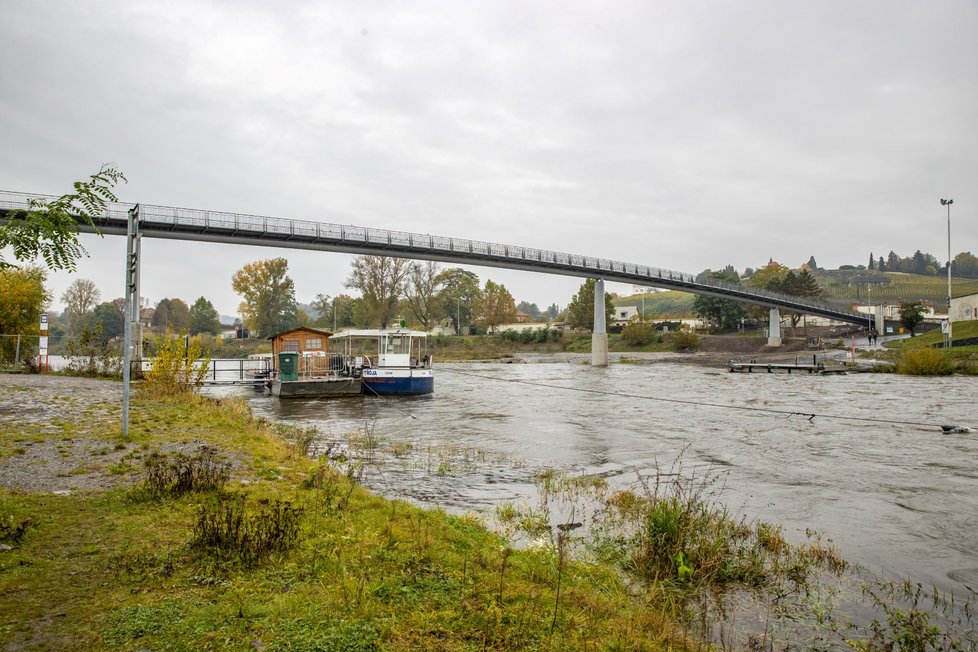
[886,319,978,350]
[0,389,691,651]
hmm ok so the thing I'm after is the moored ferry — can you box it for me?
[329,329,434,396]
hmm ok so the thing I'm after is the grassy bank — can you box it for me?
[0,384,693,650]
[3,376,974,650]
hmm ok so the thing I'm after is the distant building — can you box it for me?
[219,315,240,339]
[951,292,978,321]
[612,305,639,326]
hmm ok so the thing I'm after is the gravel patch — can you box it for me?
[0,374,247,494]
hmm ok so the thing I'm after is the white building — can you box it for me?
[612,305,639,326]
[950,292,978,321]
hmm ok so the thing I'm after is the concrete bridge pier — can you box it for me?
[592,278,609,366]
[767,308,782,346]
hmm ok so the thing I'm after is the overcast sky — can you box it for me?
[2,0,976,316]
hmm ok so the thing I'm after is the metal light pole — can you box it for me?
[867,283,872,346]
[941,198,953,347]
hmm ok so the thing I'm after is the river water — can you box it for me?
[214,360,978,598]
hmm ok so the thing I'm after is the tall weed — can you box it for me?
[191,493,302,566]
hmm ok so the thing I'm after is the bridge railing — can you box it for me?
[0,189,863,321]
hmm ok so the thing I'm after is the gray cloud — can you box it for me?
[2,0,975,314]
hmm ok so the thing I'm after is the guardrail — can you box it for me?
[0,190,868,324]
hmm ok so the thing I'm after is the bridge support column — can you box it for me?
[767,308,782,346]
[592,278,608,367]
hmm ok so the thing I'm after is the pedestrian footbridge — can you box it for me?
[0,190,870,336]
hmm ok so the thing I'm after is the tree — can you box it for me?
[310,293,334,329]
[152,298,191,332]
[473,279,516,334]
[747,261,790,292]
[869,253,875,270]
[435,268,481,334]
[912,250,928,275]
[0,164,126,271]
[565,279,614,332]
[805,256,818,270]
[692,270,746,332]
[333,294,357,329]
[886,251,900,271]
[61,278,100,338]
[899,301,927,337]
[189,296,222,335]
[405,261,443,331]
[345,255,411,329]
[0,266,49,363]
[953,251,978,278]
[231,258,298,337]
[86,300,125,341]
[544,303,560,321]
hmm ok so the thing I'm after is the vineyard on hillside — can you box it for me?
[813,271,978,307]
[614,272,978,317]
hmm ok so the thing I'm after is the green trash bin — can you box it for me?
[278,352,299,382]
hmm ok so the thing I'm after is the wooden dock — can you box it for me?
[727,360,848,375]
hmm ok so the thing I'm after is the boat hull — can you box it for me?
[271,378,361,398]
[361,368,433,395]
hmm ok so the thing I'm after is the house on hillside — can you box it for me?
[612,305,639,326]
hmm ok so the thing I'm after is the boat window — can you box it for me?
[385,335,411,355]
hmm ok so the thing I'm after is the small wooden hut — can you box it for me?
[267,327,333,374]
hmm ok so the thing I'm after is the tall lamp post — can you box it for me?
[941,198,954,348]
[867,283,873,346]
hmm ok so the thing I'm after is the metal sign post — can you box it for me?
[122,204,140,438]
[38,313,48,371]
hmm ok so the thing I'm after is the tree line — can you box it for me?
[232,255,567,338]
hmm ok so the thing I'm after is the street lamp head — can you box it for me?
[941,198,953,206]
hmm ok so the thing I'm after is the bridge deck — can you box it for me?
[0,190,869,325]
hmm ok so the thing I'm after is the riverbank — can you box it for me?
[1,374,693,650]
[4,373,974,650]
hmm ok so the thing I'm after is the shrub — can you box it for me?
[191,493,302,566]
[63,324,121,377]
[670,329,701,352]
[896,348,953,376]
[621,321,656,346]
[0,512,32,543]
[142,446,231,498]
[143,329,211,396]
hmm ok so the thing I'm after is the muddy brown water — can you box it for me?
[210,361,978,598]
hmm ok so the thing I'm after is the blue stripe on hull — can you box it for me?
[362,375,434,396]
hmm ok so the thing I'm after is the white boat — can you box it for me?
[328,329,433,396]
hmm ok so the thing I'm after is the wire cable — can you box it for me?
[439,366,947,430]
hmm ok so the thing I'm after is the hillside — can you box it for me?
[614,272,978,317]
[614,290,694,318]
[813,270,978,307]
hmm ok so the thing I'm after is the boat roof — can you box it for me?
[329,328,429,339]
